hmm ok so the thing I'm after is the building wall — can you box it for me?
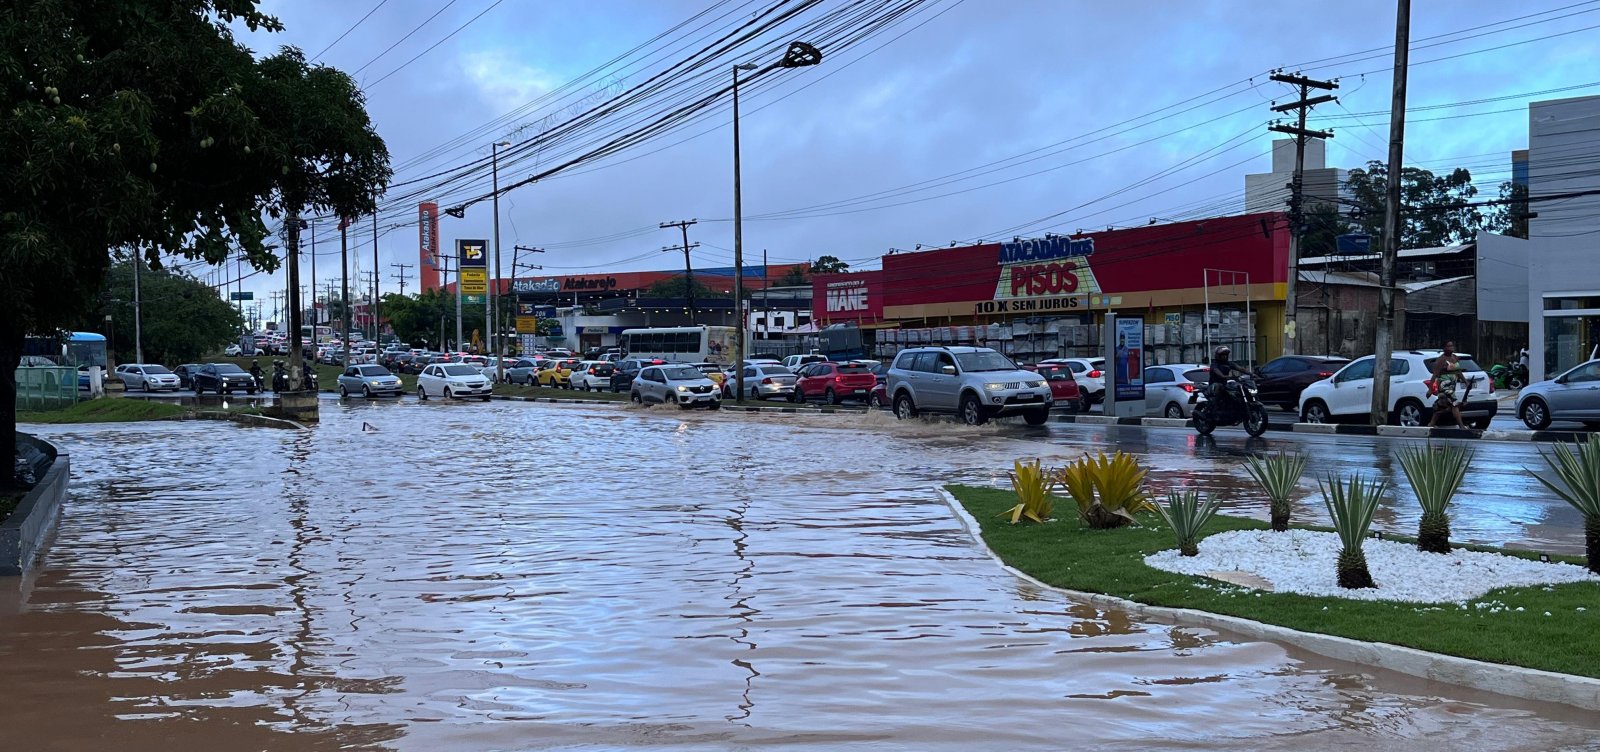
[1529,95,1600,240]
[1476,232,1530,323]
[1527,235,1600,382]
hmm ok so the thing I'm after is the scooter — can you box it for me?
[1190,374,1270,437]
[1488,360,1527,391]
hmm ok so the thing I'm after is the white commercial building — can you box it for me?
[1244,139,1352,215]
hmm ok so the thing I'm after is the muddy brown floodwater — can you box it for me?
[7,400,1600,751]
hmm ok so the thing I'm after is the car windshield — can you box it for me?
[1183,368,1211,382]
[661,366,702,380]
[954,351,1017,372]
[1037,365,1073,381]
[143,365,172,374]
[358,366,391,376]
[215,364,247,374]
[1425,357,1483,373]
[760,366,793,376]
[442,365,479,377]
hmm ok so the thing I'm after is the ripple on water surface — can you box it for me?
[5,403,1600,750]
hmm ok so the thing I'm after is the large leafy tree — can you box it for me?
[811,255,850,274]
[1484,180,1530,239]
[93,259,245,364]
[1,0,389,484]
[1343,160,1486,248]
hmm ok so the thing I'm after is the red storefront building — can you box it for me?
[814,213,1292,364]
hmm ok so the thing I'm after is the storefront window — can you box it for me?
[1544,315,1600,375]
[1544,296,1600,311]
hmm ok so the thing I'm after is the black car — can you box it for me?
[609,358,668,392]
[1254,355,1349,410]
[172,363,203,389]
[194,362,259,395]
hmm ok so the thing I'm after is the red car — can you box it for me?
[793,361,877,405]
[1032,363,1087,413]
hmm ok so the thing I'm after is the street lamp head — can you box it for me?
[734,62,758,71]
[494,140,511,147]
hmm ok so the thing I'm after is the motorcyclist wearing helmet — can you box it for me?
[249,359,265,387]
[1208,346,1240,405]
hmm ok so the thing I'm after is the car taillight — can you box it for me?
[1316,371,1333,378]
[1088,369,1102,378]
[1180,383,1195,393]
[762,378,774,385]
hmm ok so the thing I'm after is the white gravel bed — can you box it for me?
[1144,529,1600,603]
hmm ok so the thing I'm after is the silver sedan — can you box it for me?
[1516,359,1600,430]
[738,364,797,400]
[337,364,405,398]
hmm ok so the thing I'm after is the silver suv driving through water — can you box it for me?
[886,346,1053,425]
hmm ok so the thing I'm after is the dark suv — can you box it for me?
[885,346,1052,425]
[609,358,667,392]
[194,363,259,395]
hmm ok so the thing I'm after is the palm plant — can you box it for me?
[1396,443,1473,554]
[1001,459,1054,524]
[1154,489,1222,556]
[1243,450,1308,532]
[1533,435,1600,573]
[1059,451,1153,529]
[1319,473,1387,589]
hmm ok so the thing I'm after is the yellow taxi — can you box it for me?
[536,358,580,387]
[689,362,727,391]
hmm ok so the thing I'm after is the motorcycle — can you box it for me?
[271,362,289,392]
[1190,374,1269,437]
[1488,360,1527,391]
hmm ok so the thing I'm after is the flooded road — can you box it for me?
[7,401,1600,751]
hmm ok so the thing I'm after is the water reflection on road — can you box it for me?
[6,401,1599,751]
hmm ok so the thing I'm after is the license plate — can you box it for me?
[1016,394,1038,401]
[853,389,867,394]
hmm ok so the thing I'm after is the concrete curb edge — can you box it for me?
[1,437,69,577]
[933,486,1600,712]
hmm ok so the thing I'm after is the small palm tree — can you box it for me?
[1320,473,1387,589]
[1396,443,1473,554]
[1244,450,1308,532]
[1154,489,1223,557]
[1533,436,1600,574]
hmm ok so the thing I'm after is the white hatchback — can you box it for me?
[1297,351,1496,428]
[417,363,493,402]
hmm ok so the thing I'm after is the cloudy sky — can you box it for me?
[223,0,1600,313]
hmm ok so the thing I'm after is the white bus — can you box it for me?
[620,326,739,365]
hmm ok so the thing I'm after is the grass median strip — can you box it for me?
[19,398,263,424]
[946,484,1600,679]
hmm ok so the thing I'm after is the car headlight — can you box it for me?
[985,382,1020,391]
[676,385,690,392]
[1027,380,1046,389]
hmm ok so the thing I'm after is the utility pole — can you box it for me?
[391,263,413,296]
[340,217,351,360]
[286,217,307,391]
[1371,0,1411,426]
[132,250,144,364]
[360,271,378,339]
[452,254,463,352]
[660,219,698,323]
[762,248,769,340]
[310,218,318,327]
[491,140,510,377]
[372,213,381,342]
[1269,71,1337,358]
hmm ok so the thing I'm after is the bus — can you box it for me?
[301,325,334,345]
[620,326,740,365]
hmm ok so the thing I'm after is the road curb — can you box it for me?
[934,487,1600,713]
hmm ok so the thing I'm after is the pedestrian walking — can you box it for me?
[1427,340,1464,428]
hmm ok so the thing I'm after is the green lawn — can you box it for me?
[946,484,1600,679]
[19,398,191,424]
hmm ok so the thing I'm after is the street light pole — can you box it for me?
[731,41,822,403]
[132,250,144,364]
[492,140,510,380]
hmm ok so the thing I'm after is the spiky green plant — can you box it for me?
[1319,473,1387,589]
[1243,450,1308,532]
[1058,451,1153,529]
[1532,435,1600,574]
[1154,489,1222,556]
[1000,459,1054,524]
[1396,443,1473,554]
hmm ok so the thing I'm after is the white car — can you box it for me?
[570,361,616,391]
[1297,350,1497,428]
[417,363,493,402]
[477,357,507,382]
[1142,363,1209,418]
[782,353,827,371]
[115,363,182,392]
[1040,358,1106,403]
[632,364,721,408]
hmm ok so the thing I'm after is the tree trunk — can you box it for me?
[1179,541,1199,557]
[1,327,23,492]
[1337,546,1376,589]
[1270,500,1290,532]
[1417,510,1451,554]
[1587,514,1600,576]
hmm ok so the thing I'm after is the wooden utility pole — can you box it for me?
[372,213,381,341]
[660,219,698,322]
[391,263,413,296]
[1269,71,1337,357]
[1371,0,1411,425]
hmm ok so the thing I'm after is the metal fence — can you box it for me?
[15,367,77,412]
